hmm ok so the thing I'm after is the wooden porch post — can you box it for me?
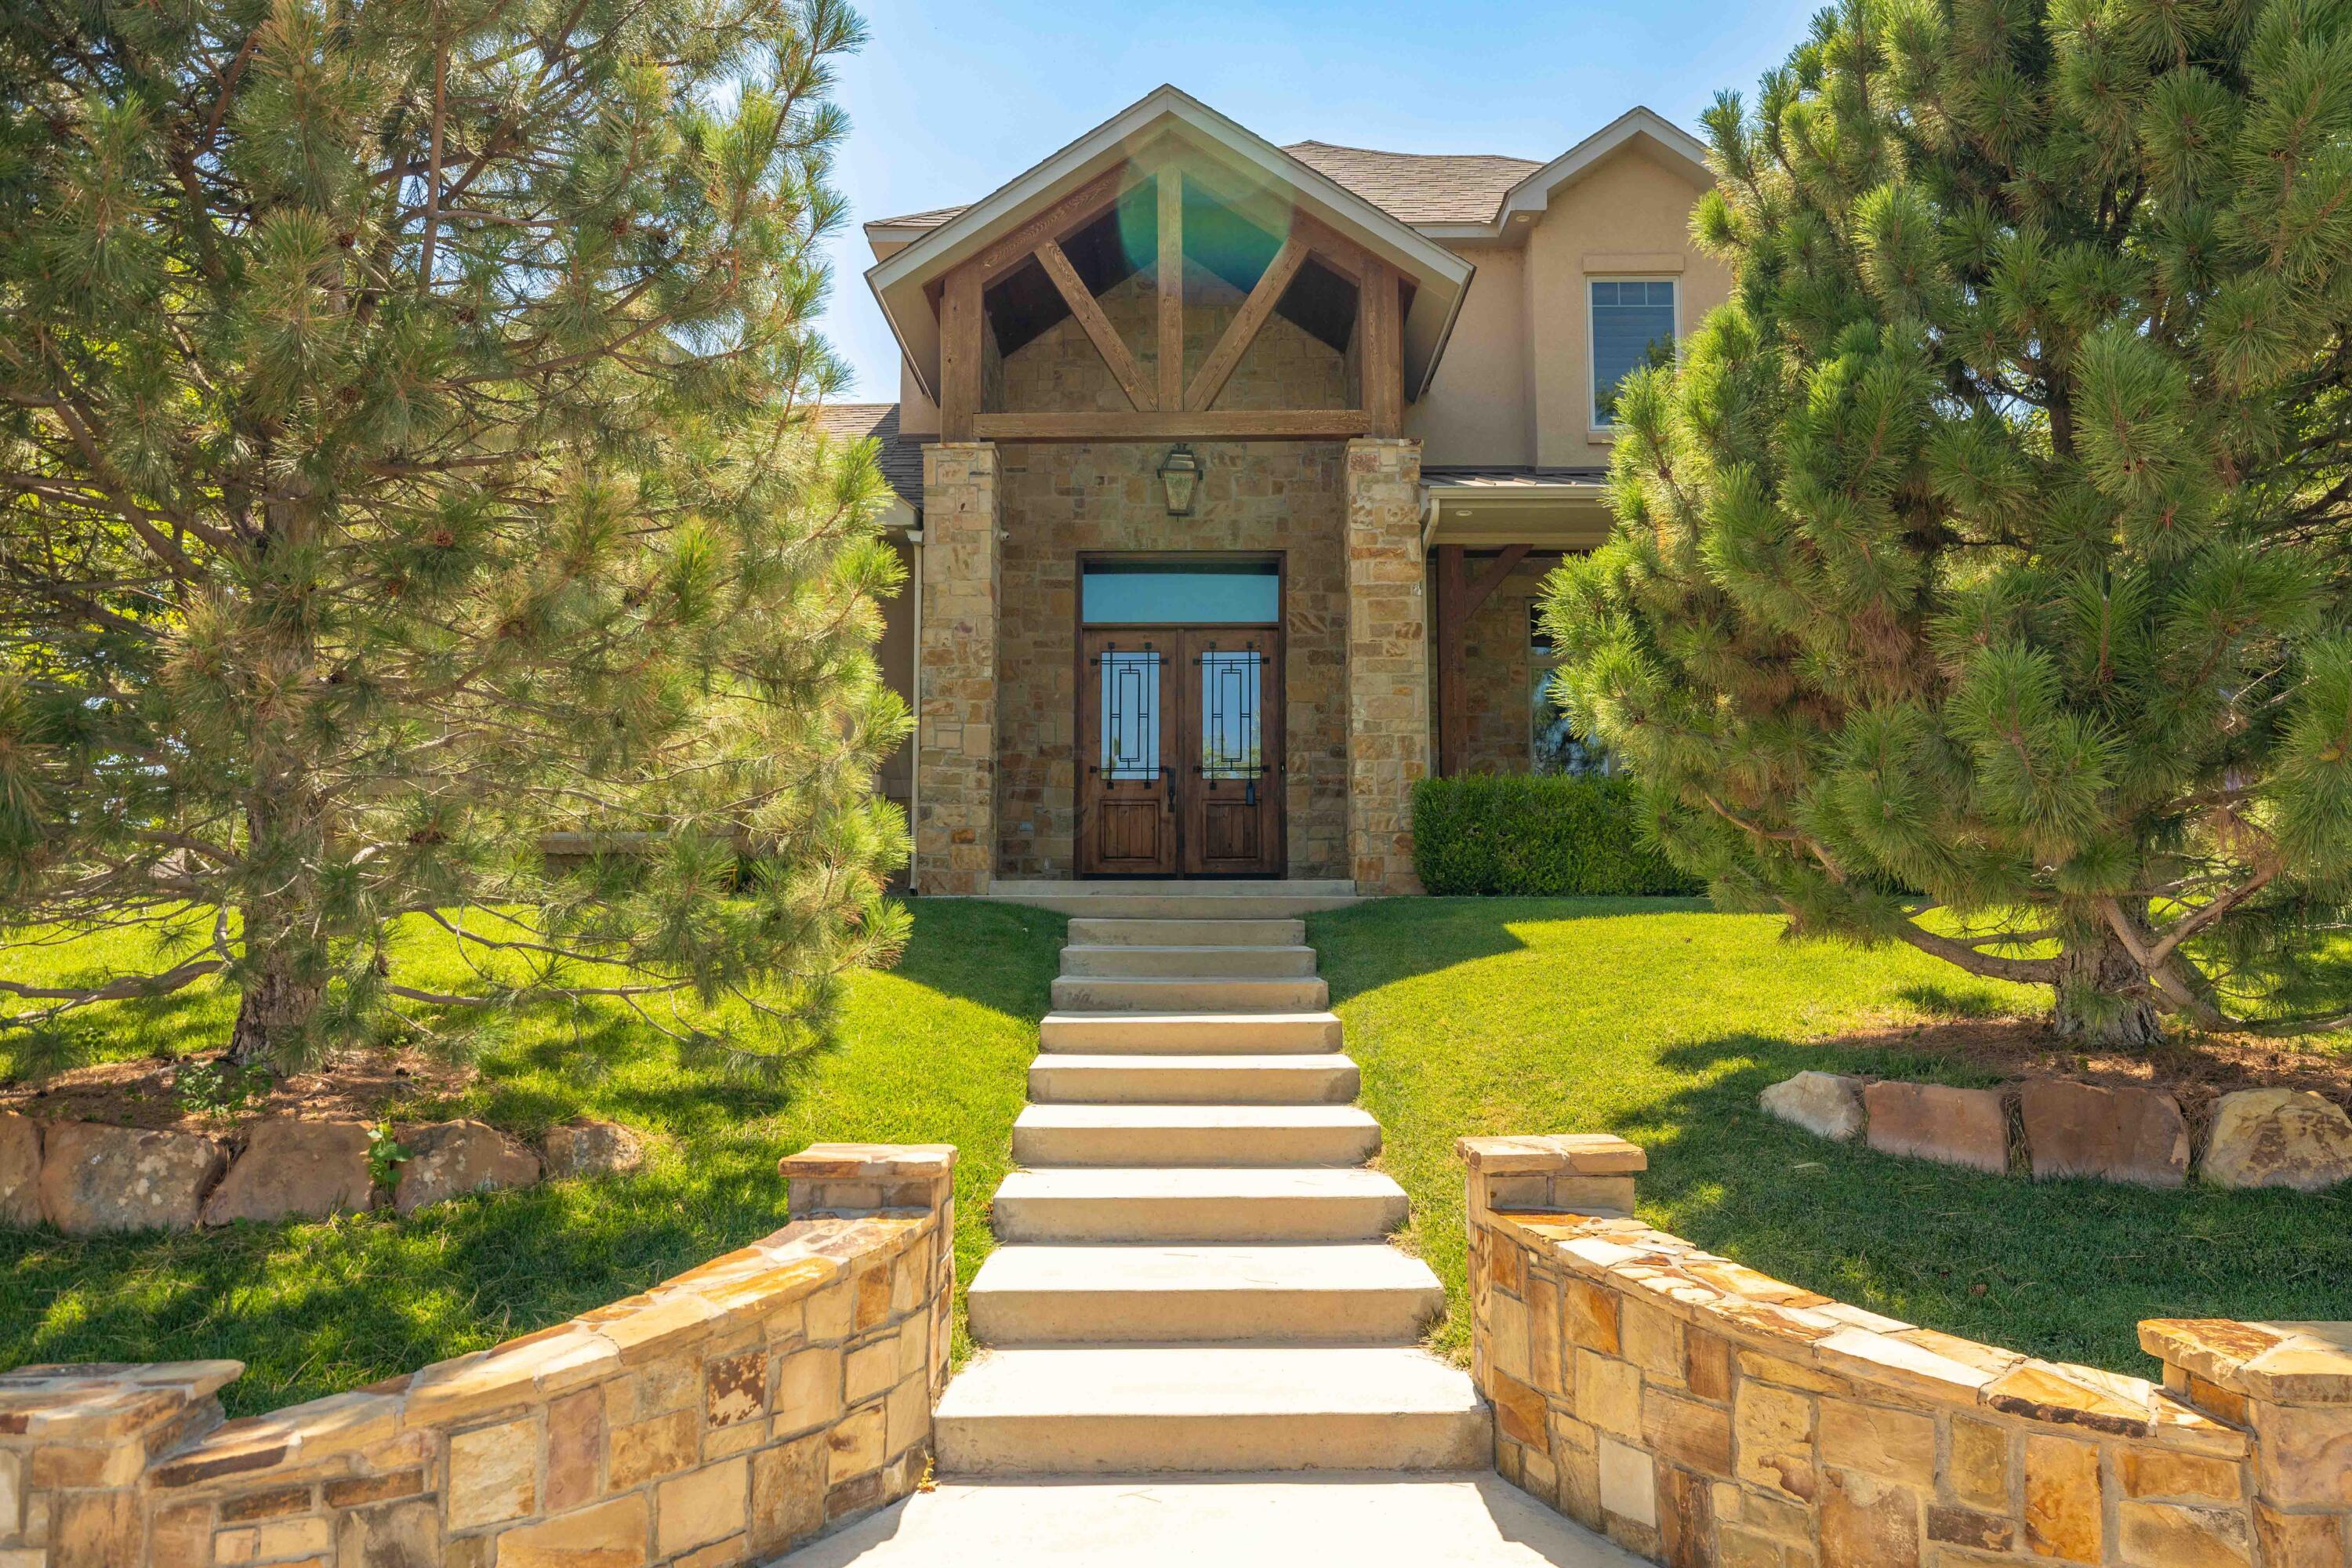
[940,263,983,443]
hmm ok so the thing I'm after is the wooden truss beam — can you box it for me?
[971,408,1372,442]
[1185,232,1308,412]
[1436,542,1532,777]
[1156,169,1186,412]
[1036,238,1152,412]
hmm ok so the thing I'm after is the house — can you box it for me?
[829,85,1729,895]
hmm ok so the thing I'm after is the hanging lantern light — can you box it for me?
[1156,443,1201,517]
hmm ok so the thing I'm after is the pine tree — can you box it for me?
[0,0,910,1071]
[1547,0,2352,1047]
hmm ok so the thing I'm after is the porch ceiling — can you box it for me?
[1421,470,1613,551]
[866,86,1475,408]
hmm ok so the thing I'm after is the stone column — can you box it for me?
[1343,437,1430,895]
[916,444,1000,895]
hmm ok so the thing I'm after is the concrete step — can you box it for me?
[967,1243,1443,1344]
[1051,974,1330,1013]
[933,1346,1491,1474]
[989,891,1359,919]
[993,1167,1410,1243]
[774,1474,1643,1568]
[1068,916,1306,947]
[1059,944,1319,978]
[1013,1105,1381,1167]
[1029,1053,1359,1105]
[1038,1011,1344,1054]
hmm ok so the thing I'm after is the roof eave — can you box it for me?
[867,85,1476,408]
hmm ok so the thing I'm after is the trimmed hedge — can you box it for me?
[1410,774,1701,897]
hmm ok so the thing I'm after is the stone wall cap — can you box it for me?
[0,1359,243,1439]
[1457,1133,1646,1175]
[2140,1319,2352,1405]
[1482,1207,2253,1454]
[779,1142,958,1181]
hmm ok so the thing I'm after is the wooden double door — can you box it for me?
[1078,626,1284,877]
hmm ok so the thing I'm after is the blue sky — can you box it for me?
[813,0,1820,399]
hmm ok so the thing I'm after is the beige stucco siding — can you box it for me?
[1522,145,1730,468]
[1407,242,1531,468]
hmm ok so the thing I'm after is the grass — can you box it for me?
[1313,896,2352,1377]
[8,892,2344,1411]
[0,899,1062,1416]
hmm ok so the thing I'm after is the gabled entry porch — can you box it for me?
[870,89,1472,895]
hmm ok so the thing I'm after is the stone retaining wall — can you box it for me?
[0,1142,955,1567]
[1461,1133,2352,1566]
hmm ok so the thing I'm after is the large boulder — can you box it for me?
[1761,1073,1867,1142]
[2020,1080,2190,1188]
[2201,1090,2352,1192]
[542,1119,645,1180]
[393,1120,541,1215]
[0,1113,42,1226]
[38,1123,226,1234]
[201,1120,376,1226]
[1864,1081,2010,1174]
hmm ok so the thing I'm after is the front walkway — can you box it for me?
[775,895,1635,1563]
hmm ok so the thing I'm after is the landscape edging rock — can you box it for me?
[1760,1070,2352,1192]
[5,1113,648,1236]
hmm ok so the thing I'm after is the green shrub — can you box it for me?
[1411,775,1700,897]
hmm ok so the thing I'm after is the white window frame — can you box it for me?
[1587,275,1681,434]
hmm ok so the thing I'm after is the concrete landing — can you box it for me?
[768,1474,1643,1567]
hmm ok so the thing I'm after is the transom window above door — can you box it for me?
[1081,560,1279,625]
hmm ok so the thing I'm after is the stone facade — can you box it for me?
[985,271,1358,881]
[1345,439,1430,895]
[917,446,1000,895]
[0,1143,956,1567]
[1454,558,1557,775]
[1461,1133,2352,1568]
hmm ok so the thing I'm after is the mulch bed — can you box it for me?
[1818,1014,2352,1130]
[0,1050,475,1135]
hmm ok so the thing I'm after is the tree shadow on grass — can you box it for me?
[0,1136,793,1416]
[1313,897,1711,1003]
[1610,1030,2352,1374]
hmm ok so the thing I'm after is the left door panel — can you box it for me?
[1077,631,1178,874]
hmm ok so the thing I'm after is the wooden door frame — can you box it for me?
[1073,551,1288,879]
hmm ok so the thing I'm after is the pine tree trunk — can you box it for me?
[2050,928,2165,1051]
[227,957,324,1068]
[227,492,328,1071]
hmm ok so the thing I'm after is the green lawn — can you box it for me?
[1315,897,2352,1377]
[0,900,1061,1417]
[6,894,2343,1413]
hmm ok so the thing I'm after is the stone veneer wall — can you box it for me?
[1456,558,1557,775]
[0,1144,955,1568]
[917,447,999,895]
[990,272,1356,879]
[1460,1134,2352,1568]
[1345,438,1431,895]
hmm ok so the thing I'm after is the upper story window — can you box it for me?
[1590,278,1679,428]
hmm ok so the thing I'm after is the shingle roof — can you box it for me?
[805,401,924,510]
[867,141,1541,234]
[1280,143,1541,227]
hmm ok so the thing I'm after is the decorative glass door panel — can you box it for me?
[1179,629,1283,876]
[1077,632,1178,874]
[1076,557,1285,879]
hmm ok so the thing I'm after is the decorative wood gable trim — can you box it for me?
[935,156,1409,444]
